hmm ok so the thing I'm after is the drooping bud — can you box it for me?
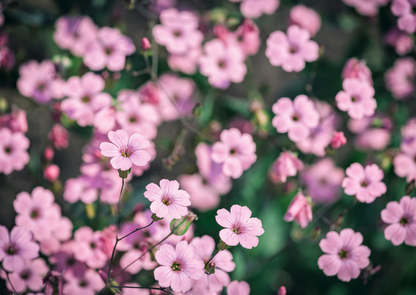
[217,239,231,251]
[141,37,151,51]
[170,212,197,235]
[151,213,164,222]
[311,226,321,241]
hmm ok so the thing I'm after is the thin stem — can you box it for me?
[6,271,18,295]
[204,248,220,268]
[110,285,175,295]
[118,220,155,241]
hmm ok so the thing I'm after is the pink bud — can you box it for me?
[48,124,69,149]
[44,164,60,182]
[342,58,372,85]
[331,131,347,149]
[43,146,54,161]
[284,192,313,228]
[141,37,151,51]
[278,286,287,295]
[213,25,229,42]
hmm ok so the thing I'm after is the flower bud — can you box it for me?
[141,37,151,51]
[151,213,164,222]
[217,239,231,250]
[44,164,60,182]
[170,212,197,236]
[118,168,131,178]
[43,146,54,161]
[278,286,287,295]
[204,261,216,275]
[0,97,8,113]
[331,131,347,149]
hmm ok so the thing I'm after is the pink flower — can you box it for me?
[49,241,85,275]
[318,229,371,282]
[2,258,48,293]
[39,216,72,255]
[141,37,151,51]
[83,27,135,71]
[270,151,304,183]
[230,0,279,19]
[302,158,344,204]
[284,192,313,228]
[342,0,389,16]
[0,108,28,133]
[53,16,98,56]
[64,176,98,204]
[381,196,416,246]
[72,227,110,269]
[216,205,264,249]
[272,95,320,142]
[17,60,64,104]
[342,58,373,85]
[168,47,202,74]
[178,174,220,212]
[43,146,54,161]
[190,235,235,293]
[211,128,257,179]
[226,19,261,56]
[48,124,69,149]
[152,8,203,55]
[229,117,254,135]
[335,78,377,119]
[199,39,247,89]
[342,163,387,203]
[61,72,112,127]
[0,226,39,272]
[227,280,250,295]
[391,0,416,33]
[121,283,149,295]
[0,128,30,174]
[385,27,414,56]
[401,118,416,154]
[289,5,321,36]
[44,164,60,182]
[144,179,191,219]
[394,153,416,182]
[63,269,105,295]
[331,131,347,149]
[154,240,204,293]
[100,129,151,171]
[348,115,392,151]
[266,25,319,72]
[385,58,415,100]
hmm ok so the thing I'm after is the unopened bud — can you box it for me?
[311,226,321,241]
[44,164,60,182]
[0,97,8,113]
[331,131,347,149]
[151,213,164,222]
[217,240,231,251]
[118,168,131,179]
[335,214,344,228]
[85,203,95,219]
[43,146,54,161]
[141,37,151,51]
[278,286,287,295]
[170,212,197,236]
[205,261,216,275]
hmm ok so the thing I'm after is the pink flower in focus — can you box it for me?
[168,47,202,74]
[144,179,191,219]
[64,176,98,204]
[385,58,415,100]
[302,158,344,204]
[230,0,279,19]
[216,204,264,249]
[331,131,347,149]
[284,192,312,228]
[385,27,414,56]
[342,0,389,16]
[44,164,60,182]
[2,258,48,293]
[83,27,135,71]
[335,78,377,119]
[289,5,321,36]
[342,163,387,203]
[0,108,28,133]
[272,95,320,142]
[342,58,373,85]
[381,196,416,246]
[266,25,319,72]
[318,229,371,282]
[199,39,247,89]
[61,73,112,127]
[270,151,304,183]
[227,280,250,295]
[0,226,39,272]
[153,8,203,55]
[48,124,69,149]
[391,0,416,33]
[0,128,29,174]
[154,240,204,293]
[63,269,105,295]
[211,128,257,179]
[100,129,151,171]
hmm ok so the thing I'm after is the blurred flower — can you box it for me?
[271,151,304,183]
[342,58,373,85]
[0,107,28,133]
[64,176,98,204]
[229,117,254,135]
[289,5,321,36]
[227,19,261,56]
[63,269,104,295]
[48,124,69,149]
[278,286,287,295]
[385,27,414,56]
[391,0,416,33]
[266,25,319,72]
[381,195,416,246]
[43,146,54,161]
[227,280,250,295]
[230,0,279,19]
[331,131,347,149]
[348,115,392,151]
[154,241,204,293]
[385,57,415,100]
[272,95,320,142]
[394,152,416,183]
[342,0,389,17]
[168,47,202,74]
[216,204,264,249]
[318,229,371,282]
[141,37,151,51]
[178,174,220,211]
[342,163,387,203]
[0,128,30,175]
[44,164,60,182]
[284,192,313,228]
[73,227,110,269]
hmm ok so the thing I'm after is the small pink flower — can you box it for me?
[342,0,389,16]
[168,47,202,74]
[44,164,60,182]
[385,27,414,56]
[284,192,313,228]
[342,163,387,203]
[100,129,151,171]
[0,128,30,175]
[394,152,416,183]
[270,151,304,183]
[199,39,247,89]
[331,131,347,149]
[48,124,69,149]
[272,95,320,142]
[318,229,371,282]
[144,179,191,219]
[227,19,261,56]
[289,5,321,36]
[64,176,98,204]
[154,240,204,293]
[0,108,28,133]
[0,226,39,272]
[335,78,377,119]
[342,58,373,85]
[385,58,415,100]
[348,115,392,151]
[216,204,264,249]
[227,280,250,295]
[141,37,151,51]
[230,0,279,19]
[152,8,203,55]
[266,25,319,72]
[211,128,257,179]
[381,196,416,246]
[391,0,416,33]
[63,269,105,295]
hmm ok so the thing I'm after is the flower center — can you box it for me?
[30,208,41,219]
[338,249,348,259]
[230,148,237,155]
[232,224,243,235]
[351,95,360,102]
[133,242,140,250]
[78,280,88,287]
[36,83,46,91]
[162,196,171,206]
[218,59,226,69]
[6,244,18,255]
[292,114,300,122]
[105,47,113,55]
[121,148,131,157]
[360,180,369,187]
[20,269,31,280]
[171,262,181,271]
[289,45,298,54]
[90,242,96,249]
[67,256,76,266]
[4,146,12,154]
[319,178,328,186]
[173,30,182,37]
[400,217,409,225]
[81,96,91,103]
[129,116,137,123]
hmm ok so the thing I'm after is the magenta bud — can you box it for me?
[331,131,347,149]
[141,37,151,51]
[43,146,54,161]
[44,164,60,182]
[278,286,287,295]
